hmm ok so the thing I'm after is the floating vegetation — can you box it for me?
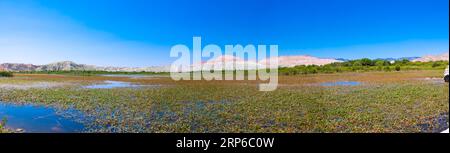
[416,112,449,133]
[0,70,448,133]
[0,82,70,90]
[0,117,7,133]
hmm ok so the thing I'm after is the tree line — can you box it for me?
[279,59,448,75]
[0,71,13,77]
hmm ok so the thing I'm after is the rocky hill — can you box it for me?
[412,52,449,62]
[260,55,341,68]
[376,57,421,61]
[186,55,342,71]
[98,65,171,72]
[36,61,97,71]
[0,63,39,71]
[0,61,171,72]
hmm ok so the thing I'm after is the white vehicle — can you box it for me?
[445,65,449,82]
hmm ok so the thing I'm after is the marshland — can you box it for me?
[0,61,448,133]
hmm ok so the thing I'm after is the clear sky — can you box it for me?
[0,0,448,67]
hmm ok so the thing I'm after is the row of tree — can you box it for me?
[279,59,448,75]
[0,71,13,77]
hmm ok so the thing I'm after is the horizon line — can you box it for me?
[1,51,448,67]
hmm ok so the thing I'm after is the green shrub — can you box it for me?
[353,61,363,67]
[432,62,441,68]
[278,59,448,76]
[0,117,7,133]
[0,71,13,77]
[395,65,401,71]
[360,58,374,66]
[375,60,385,67]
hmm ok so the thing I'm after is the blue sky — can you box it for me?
[0,0,448,67]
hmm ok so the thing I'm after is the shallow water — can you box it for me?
[420,77,446,84]
[84,81,144,89]
[0,82,67,89]
[100,74,167,78]
[320,81,362,86]
[417,112,449,133]
[0,102,84,133]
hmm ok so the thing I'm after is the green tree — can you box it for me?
[432,62,441,68]
[395,65,401,71]
[353,61,362,67]
[360,58,373,66]
[375,60,385,67]
[0,72,13,77]
[401,59,410,65]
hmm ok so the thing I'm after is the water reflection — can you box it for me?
[320,81,362,86]
[0,102,85,133]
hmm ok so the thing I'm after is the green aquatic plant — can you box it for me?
[0,70,448,133]
[0,117,7,133]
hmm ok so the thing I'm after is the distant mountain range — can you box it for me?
[0,61,171,72]
[376,57,421,61]
[412,52,449,62]
[189,55,342,71]
[336,57,421,62]
[0,55,342,72]
[1,52,448,72]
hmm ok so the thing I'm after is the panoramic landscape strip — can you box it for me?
[1,52,448,133]
[0,0,448,135]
